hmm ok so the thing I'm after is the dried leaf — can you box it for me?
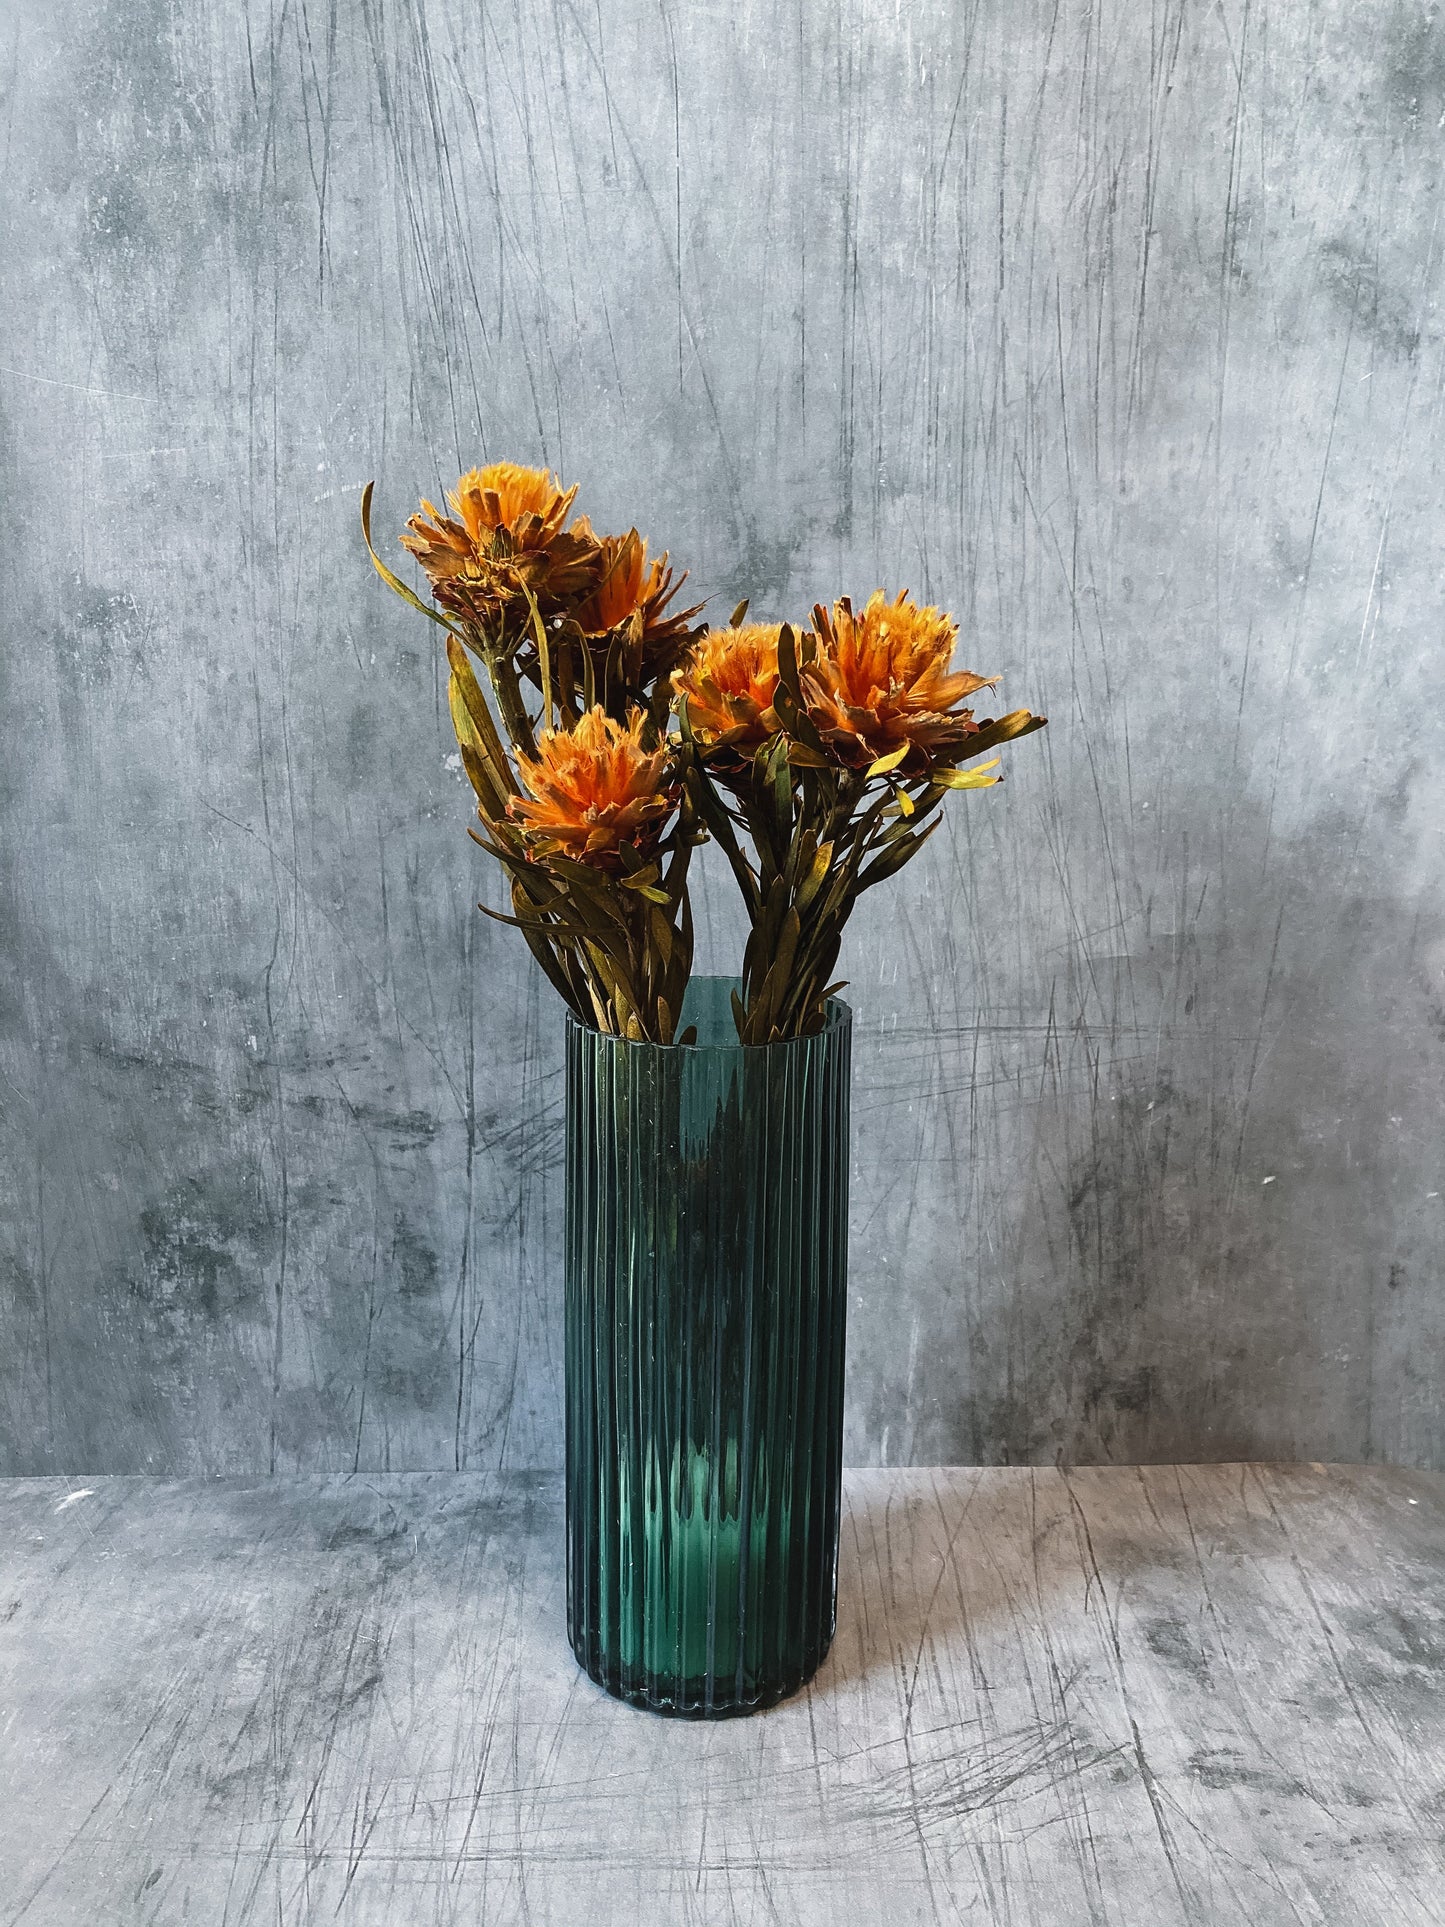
[865,742,911,778]
[935,759,1002,790]
[361,483,461,635]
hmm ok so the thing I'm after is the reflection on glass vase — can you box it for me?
[564,976,852,1717]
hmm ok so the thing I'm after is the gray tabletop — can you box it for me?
[2,1464,1442,1924]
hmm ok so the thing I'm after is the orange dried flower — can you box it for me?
[672,623,784,754]
[510,706,675,868]
[804,591,997,773]
[572,527,704,660]
[572,528,646,635]
[400,462,599,627]
[452,462,575,538]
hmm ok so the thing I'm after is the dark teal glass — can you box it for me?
[564,976,851,1717]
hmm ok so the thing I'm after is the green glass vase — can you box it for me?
[564,976,852,1717]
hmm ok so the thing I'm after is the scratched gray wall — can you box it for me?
[1,0,1441,1476]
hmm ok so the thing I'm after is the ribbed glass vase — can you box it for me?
[564,976,851,1718]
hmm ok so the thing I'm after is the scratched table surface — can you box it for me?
[2,1466,1443,1925]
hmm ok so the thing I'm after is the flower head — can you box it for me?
[510,706,675,868]
[451,463,577,543]
[803,591,997,773]
[571,528,704,675]
[672,623,784,758]
[400,463,599,631]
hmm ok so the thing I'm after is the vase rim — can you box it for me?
[564,974,852,1054]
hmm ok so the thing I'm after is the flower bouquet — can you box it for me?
[364,464,1044,1714]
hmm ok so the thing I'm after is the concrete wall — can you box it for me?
[1,0,1441,1475]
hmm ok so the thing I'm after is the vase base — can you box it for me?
[571,1634,834,1720]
